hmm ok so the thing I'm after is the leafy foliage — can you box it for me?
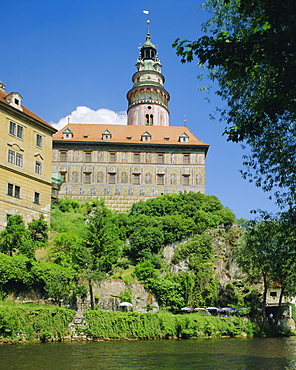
[0,216,36,258]
[84,310,258,339]
[173,0,296,206]
[0,303,75,341]
[235,211,296,325]
[27,215,48,248]
[0,253,76,301]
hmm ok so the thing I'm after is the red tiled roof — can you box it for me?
[0,90,56,131]
[53,123,209,147]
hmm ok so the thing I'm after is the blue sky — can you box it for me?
[1,0,281,219]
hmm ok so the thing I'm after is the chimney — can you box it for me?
[0,82,6,92]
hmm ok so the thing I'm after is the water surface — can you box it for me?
[1,337,296,369]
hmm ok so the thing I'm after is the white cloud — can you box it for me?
[51,106,127,130]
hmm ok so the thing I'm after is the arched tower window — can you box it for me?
[145,114,154,125]
[150,114,153,125]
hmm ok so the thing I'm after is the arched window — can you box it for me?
[150,114,153,125]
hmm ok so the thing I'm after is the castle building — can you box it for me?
[0,83,57,229]
[52,24,209,212]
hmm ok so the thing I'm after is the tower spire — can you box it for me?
[146,20,150,39]
[126,21,170,126]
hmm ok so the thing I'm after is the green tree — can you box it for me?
[85,201,122,309]
[28,215,48,248]
[173,0,296,207]
[235,213,296,327]
[49,231,86,269]
[133,260,160,281]
[0,215,35,258]
[129,225,164,262]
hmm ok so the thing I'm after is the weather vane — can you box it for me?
[143,10,150,35]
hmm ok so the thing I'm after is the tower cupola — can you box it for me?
[140,24,157,60]
[127,21,170,126]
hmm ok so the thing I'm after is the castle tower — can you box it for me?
[127,21,170,126]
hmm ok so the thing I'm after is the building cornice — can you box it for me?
[0,101,57,135]
[52,140,209,154]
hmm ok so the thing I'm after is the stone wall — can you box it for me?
[77,279,159,313]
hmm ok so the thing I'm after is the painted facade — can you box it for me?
[0,83,57,229]
[52,24,209,211]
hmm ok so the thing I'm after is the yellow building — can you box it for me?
[0,83,57,229]
[52,24,209,211]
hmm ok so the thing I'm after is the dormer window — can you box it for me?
[5,92,23,111]
[62,127,73,140]
[102,129,111,140]
[179,132,189,143]
[141,131,151,142]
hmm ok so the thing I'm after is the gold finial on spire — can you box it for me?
[184,114,187,126]
[146,20,151,38]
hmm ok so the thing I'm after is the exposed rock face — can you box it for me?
[164,225,243,288]
[210,226,243,287]
[77,279,159,313]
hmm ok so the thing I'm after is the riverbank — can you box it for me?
[0,303,261,343]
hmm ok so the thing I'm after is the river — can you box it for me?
[1,337,296,369]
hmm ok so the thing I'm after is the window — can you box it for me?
[8,150,22,167]
[35,161,42,174]
[84,172,91,183]
[9,121,23,139]
[60,151,67,161]
[7,183,13,196]
[183,175,190,186]
[9,121,16,136]
[109,152,116,162]
[133,174,140,185]
[145,114,154,125]
[183,154,190,164]
[85,152,92,162]
[17,125,24,139]
[34,192,40,204]
[157,174,164,185]
[16,153,23,167]
[15,186,20,198]
[7,183,20,198]
[133,153,140,163]
[8,149,15,164]
[270,292,277,297]
[109,173,116,184]
[36,134,42,148]
[157,153,164,164]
